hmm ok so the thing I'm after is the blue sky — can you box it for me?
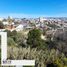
[0,0,67,18]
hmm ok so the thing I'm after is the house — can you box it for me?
[3,21,9,25]
[15,24,24,31]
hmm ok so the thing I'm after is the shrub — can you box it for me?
[7,37,16,46]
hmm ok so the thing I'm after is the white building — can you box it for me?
[0,29,5,32]
[15,24,24,31]
[39,17,47,22]
[3,21,9,25]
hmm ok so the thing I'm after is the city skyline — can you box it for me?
[0,0,67,18]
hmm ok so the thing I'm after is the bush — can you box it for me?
[0,49,1,64]
[0,22,4,29]
[27,29,44,48]
[14,32,27,47]
[23,66,34,67]
[7,37,16,46]
[4,30,12,37]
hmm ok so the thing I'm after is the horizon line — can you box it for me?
[0,13,67,18]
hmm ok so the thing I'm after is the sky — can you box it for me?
[0,0,67,18]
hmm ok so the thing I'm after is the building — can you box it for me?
[0,17,3,21]
[15,24,24,31]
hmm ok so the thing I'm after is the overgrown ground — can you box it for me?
[0,29,67,67]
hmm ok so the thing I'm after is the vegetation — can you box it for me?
[0,28,67,67]
[0,49,1,64]
[47,23,60,29]
[23,66,34,67]
[27,29,46,49]
[7,37,16,46]
[0,36,1,64]
[0,22,4,29]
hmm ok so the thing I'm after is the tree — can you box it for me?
[0,22,4,29]
[4,30,12,37]
[4,30,17,39]
[0,36,1,64]
[7,16,13,24]
[15,32,26,47]
[27,29,44,48]
[0,36,1,45]
[53,29,67,56]
[46,63,58,67]
[23,66,34,67]
[7,37,16,46]
[11,30,17,42]
[0,49,1,64]
[42,29,46,35]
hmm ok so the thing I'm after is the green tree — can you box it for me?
[7,37,16,46]
[0,49,1,64]
[0,36,1,64]
[4,30,17,41]
[0,36,1,45]
[0,22,4,29]
[27,29,44,48]
[7,16,13,24]
[4,30,12,37]
[15,32,26,47]
[23,66,34,67]
[11,30,17,42]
